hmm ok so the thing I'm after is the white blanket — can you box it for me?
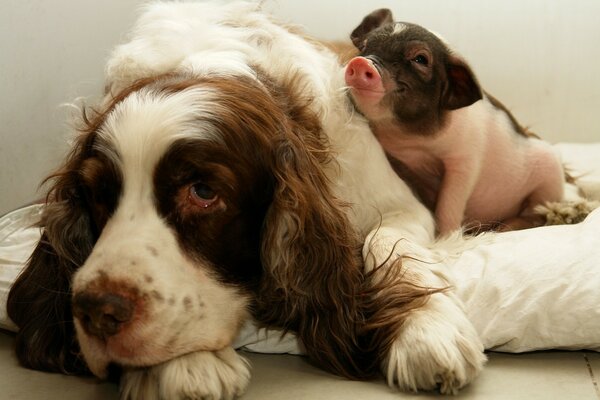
[0,204,43,332]
[456,207,600,352]
[2,143,600,355]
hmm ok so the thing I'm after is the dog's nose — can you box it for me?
[72,292,134,338]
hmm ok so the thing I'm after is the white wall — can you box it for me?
[1,0,599,214]
[266,0,600,144]
[0,0,143,214]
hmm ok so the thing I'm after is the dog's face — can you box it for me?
[346,8,482,134]
[68,75,277,376]
[8,71,371,381]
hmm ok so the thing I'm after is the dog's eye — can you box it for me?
[189,183,218,208]
[412,54,429,66]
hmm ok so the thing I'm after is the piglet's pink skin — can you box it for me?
[372,97,564,235]
[345,43,564,235]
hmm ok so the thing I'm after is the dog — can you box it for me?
[344,8,566,235]
[7,2,485,398]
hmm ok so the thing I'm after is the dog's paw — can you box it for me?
[120,348,250,400]
[535,199,600,226]
[384,294,486,395]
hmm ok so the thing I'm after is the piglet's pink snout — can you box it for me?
[345,57,383,91]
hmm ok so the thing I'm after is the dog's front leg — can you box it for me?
[363,223,486,394]
[120,347,250,400]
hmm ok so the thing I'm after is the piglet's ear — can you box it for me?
[443,54,483,110]
[350,8,394,50]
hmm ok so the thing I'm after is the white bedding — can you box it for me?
[0,204,43,332]
[456,207,600,352]
[2,143,600,356]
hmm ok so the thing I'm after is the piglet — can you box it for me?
[345,8,565,235]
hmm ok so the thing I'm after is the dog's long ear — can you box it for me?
[7,134,95,374]
[350,8,394,50]
[257,125,377,379]
[443,54,483,110]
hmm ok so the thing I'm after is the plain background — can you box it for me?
[1,0,599,215]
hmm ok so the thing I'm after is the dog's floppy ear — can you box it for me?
[257,124,377,379]
[350,8,394,50]
[443,54,483,110]
[7,133,96,375]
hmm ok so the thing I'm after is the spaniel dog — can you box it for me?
[7,2,485,398]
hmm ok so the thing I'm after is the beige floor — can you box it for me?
[1,331,599,400]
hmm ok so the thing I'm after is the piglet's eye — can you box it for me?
[189,183,218,208]
[412,54,429,66]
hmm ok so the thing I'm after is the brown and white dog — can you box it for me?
[8,2,485,398]
[345,9,566,235]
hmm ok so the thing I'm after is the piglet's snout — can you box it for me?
[345,56,382,90]
[73,292,135,339]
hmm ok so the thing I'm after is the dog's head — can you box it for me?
[8,72,371,379]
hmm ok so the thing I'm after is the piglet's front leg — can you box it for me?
[435,159,480,236]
